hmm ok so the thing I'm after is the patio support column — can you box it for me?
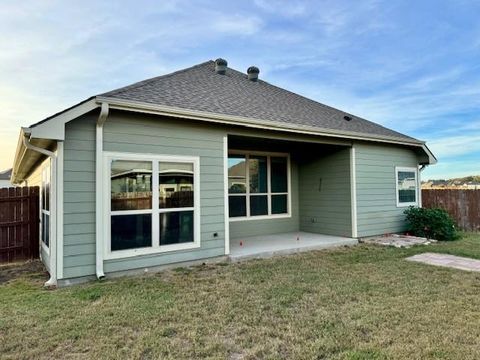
[350,145,358,238]
[223,135,230,255]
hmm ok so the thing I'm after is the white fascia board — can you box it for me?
[29,99,98,141]
[96,96,427,147]
[421,144,437,165]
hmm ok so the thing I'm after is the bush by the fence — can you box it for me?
[404,206,460,241]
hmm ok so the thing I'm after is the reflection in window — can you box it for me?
[159,162,194,208]
[111,160,152,211]
[228,153,289,218]
[160,211,194,245]
[249,156,267,193]
[228,155,246,193]
[397,169,417,204]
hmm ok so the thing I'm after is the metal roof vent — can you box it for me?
[343,115,352,121]
[215,58,227,74]
[247,66,259,81]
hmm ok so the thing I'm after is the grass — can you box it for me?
[1,233,480,359]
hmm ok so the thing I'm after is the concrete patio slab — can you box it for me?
[406,252,480,272]
[229,232,357,261]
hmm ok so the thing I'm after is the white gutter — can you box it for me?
[22,131,58,287]
[96,96,428,148]
[95,103,109,279]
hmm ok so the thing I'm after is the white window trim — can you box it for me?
[103,152,201,260]
[395,166,419,208]
[40,163,51,256]
[228,150,291,222]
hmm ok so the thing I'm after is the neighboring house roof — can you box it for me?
[0,168,12,180]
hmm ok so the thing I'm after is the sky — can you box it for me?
[0,0,479,180]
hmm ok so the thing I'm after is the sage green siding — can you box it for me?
[102,112,226,273]
[355,142,419,237]
[229,161,299,239]
[299,148,352,237]
[63,114,97,278]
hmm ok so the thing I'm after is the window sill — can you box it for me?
[104,242,201,260]
[229,213,291,222]
[396,202,418,208]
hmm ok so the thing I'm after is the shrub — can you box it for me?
[403,206,460,241]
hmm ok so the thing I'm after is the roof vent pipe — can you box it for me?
[247,66,259,81]
[215,58,227,74]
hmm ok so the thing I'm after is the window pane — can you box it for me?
[271,157,287,193]
[159,162,194,208]
[45,177,50,211]
[229,196,246,217]
[250,195,268,216]
[160,211,194,245]
[111,160,152,211]
[228,155,246,193]
[272,194,288,214]
[42,213,49,247]
[249,156,267,193]
[111,214,152,251]
[398,171,416,203]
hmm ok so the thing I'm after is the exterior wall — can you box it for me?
[229,161,299,239]
[25,157,50,271]
[63,114,97,278]
[355,142,419,237]
[62,111,227,278]
[298,148,352,237]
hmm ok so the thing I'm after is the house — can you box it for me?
[10,59,437,286]
[0,168,12,188]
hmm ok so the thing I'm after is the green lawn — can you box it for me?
[1,233,480,359]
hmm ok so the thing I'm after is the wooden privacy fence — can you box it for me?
[422,189,480,232]
[0,187,39,263]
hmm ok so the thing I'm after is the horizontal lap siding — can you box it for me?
[63,115,97,278]
[355,142,419,237]
[103,112,226,273]
[299,148,352,237]
[229,161,299,238]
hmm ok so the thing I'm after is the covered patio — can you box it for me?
[226,133,356,261]
[229,232,357,261]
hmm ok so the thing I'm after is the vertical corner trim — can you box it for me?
[223,135,230,255]
[56,141,64,279]
[350,146,358,238]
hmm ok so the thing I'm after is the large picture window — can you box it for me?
[228,151,290,220]
[395,166,418,207]
[106,153,200,259]
[40,164,51,249]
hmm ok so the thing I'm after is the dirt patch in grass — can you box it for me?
[0,260,47,285]
[1,233,480,359]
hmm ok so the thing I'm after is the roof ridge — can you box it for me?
[100,60,215,97]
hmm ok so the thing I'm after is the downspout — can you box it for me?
[418,164,428,208]
[96,103,109,279]
[22,133,57,287]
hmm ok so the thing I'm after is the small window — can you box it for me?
[40,165,51,248]
[228,152,290,220]
[396,167,418,207]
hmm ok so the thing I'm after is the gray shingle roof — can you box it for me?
[0,168,12,180]
[100,60,421,144]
